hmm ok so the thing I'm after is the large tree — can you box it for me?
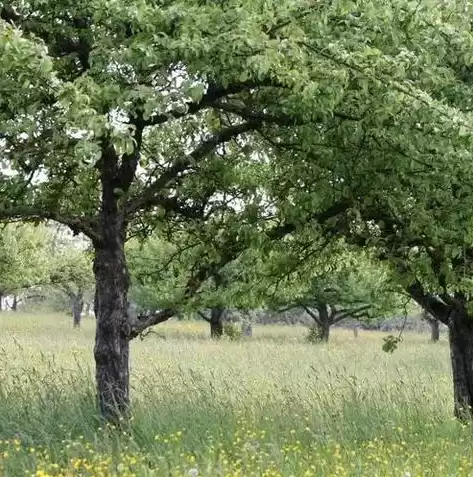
[1,0,347,418]
[251,1,473,419]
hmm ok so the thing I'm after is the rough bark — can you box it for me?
[72,292,84,328]
[210,307,224,339]
[93,236,130,419]
[448,310,473,421]
[93,142,132,420]
[11,295,18,311]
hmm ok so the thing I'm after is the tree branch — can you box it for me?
[125,119,261,216]
[406,281,451,325]
[302,305,322,326]
[332,304,372,323]
[197,311,211,323]
[267,199,353,239]
[141,80,275,127]
[0,206,100,243]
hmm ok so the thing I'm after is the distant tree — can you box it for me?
[257,242,407,342]
[49,247,94,327]
[0,224,50,310]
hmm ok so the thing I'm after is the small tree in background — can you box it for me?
[253,239,408,343]
[0,224,50,310]
[49,247,94,327]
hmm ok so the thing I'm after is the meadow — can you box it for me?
[0,313,470,477]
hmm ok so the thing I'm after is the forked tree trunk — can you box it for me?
[448,310,473,421]
[210,307,224,339]
[72,293,84,328]
[430,319,440,342]
[93,220,130,420]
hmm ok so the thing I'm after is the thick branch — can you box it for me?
[268,199,353,239]
[0,206,100,242]
[332,304,372,323]
[302,305,322,326]
[130,309,176,338]
[407,281,451,325]
[115,119,145,192]
[197,311,212,323]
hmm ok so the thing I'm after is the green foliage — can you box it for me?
[306,325,326,344]
[3,0,473,326]
[222,322,242,341]
[49,241,94,299]
[382,335,403,354]
[0,223,51,297]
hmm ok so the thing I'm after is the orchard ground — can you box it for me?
[0,314,471,477]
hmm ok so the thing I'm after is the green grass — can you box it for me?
[0,312,469,477]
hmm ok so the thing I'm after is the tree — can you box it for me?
[249,2,473,419]
[0,224,50,309]
[5,0,473,422]
[257,241,405,342]
[49,246,94,327]
[1,0,337,418]
[198,308,226,339]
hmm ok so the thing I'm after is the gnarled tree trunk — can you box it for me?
[448,310,473,421]
[72,292,84,328]
[210,307,224,339]
[94,236,130,420]
[93,146,132,420]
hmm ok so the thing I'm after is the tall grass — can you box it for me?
[0,313,469,476]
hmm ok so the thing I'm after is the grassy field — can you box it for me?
[0,313,469,477]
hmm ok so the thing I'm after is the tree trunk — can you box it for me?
[72,293,84,328]
[93,209,130,420]
[448,310,473,421]
[318,321,330,342]
[0,292,3,312]
[210,307,224,339]
[318,303,331,342]
[422,309,439,342]
[11,295,18,311]
[430,319,440,342]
